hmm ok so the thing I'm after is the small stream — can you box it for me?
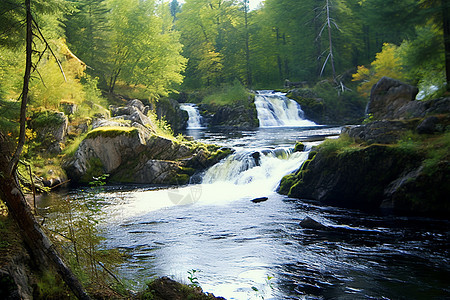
[38,92,450,299]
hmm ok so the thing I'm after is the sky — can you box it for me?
[249,0,263,10]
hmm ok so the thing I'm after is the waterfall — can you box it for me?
[202,146,309,194]
[180,103,205,129]
[254,91,316,127]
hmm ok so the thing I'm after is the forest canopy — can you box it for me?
[1,0,449,110]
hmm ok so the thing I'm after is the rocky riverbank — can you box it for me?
[64,99,231,185]
[279,77,450,217]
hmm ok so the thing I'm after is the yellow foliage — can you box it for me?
[352,43,404,97]
[352,65,370,82]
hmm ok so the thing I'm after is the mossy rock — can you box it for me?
[139,277,225,300]
[81,157,106,183]
[293,142,305,152]
[86,126,139,139]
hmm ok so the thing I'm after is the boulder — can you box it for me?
[151,97,188,133]
[64,99,231,185]
[416,116,439,134]
[251,197,268,203]
[28,111,68,154]
[280,145,422,210]
[367,77,419,120]
[342,120,418,144]
[299,217,328,230]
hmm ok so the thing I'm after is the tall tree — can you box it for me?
[105,0,186,96]
[65,0,111,87]
[243,0,252,86]
[0,0,90,299]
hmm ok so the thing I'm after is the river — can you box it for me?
[38,92,450,299]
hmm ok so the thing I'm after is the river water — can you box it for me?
[38,93,450,299]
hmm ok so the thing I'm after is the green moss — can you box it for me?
[170,173,190,185]
[293,142,305,152]
[86,126,139,139]
[278,174,298,195]
[30,110,65,128]
[316,134,358,156]
[202,80,250,107]
[81,157,105,183]
[422,131,450,175]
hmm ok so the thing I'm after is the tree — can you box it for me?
[177,0,247,88]
[65,0,111,87]
[243,0,252,86]
[0,1,90,298]
[352,43,405,97]
[361,0,450,91]
[105,0,186,96]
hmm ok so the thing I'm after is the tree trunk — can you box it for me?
[244,0,252,87]
[326,0,336,80]
[442,1,450,91]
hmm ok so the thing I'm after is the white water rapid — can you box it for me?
[102,145,313,221]
[180,103,205,129]
[255,90,317,127]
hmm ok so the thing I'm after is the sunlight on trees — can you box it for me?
[352,43,404,97]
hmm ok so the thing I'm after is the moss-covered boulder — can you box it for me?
[28,110,69,154]
[280,143,423,210]
[64,99,231,185]
[139,276,226,300]
[279,128,450,217]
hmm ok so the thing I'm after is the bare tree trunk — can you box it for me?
[244,0,252,87]
[326,0,336,80]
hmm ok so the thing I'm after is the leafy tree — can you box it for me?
[65,0,111,88]
[105,0,186,96]
[352,43,405,97]
[177,0,247,88]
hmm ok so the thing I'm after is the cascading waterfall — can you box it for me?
[255,90,317,127]
[202,146,310,194]
[104,145,311,220]
[180,103,205,129]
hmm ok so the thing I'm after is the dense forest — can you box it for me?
[1,0,450,299]
[1,0,449,106]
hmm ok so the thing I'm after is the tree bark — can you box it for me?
[8,0,33,176]
[442,0,450,91]
[244,0,252,87]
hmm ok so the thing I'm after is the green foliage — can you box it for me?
[398,25,446,99]
[35,271,71,299]
[187,269,200,287]
[202,80,250,106]
[316,134,357,156]
[105,0,186,95]
[43,187,126,295]
[62,132,88,158]
[0,99,20,136]
[352,43,405,97]
[422,132,450,175]
[88,173,109,189]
